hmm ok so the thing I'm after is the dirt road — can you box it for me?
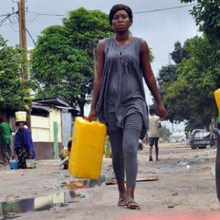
[0,143,219,220]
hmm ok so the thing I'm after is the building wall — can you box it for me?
[30,107,62,160]
[34,142,62,160]
[31,107,62,143]
[31,116,50,142]
[62,111,72,147]
[49,107,62,143]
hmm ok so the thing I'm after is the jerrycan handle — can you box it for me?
[84,116,98,122]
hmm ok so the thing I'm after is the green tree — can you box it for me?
[31,8,114,115]
[181,0,220,42]
[154,41,189,123]
[163,36,220,131]
[0,35,29,112]
[156,1,220,131]
[171,41,190,64]
[31,25,92,111]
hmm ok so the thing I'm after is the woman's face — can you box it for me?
[18,122,25,130]
[111,10,131,33]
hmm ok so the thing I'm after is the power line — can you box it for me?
[10,14,19,26]
[0,12,18,26]
[26,14,40,24]
[0,13,19,32]
[8,16,18,27]
[0,13,13,17]
[1,3,197,26]
[0,15,12,26]
[0,11,36,46]
[134,3,196,14]
[26,11,66,17]
[1,3,197,45]
[25,27,36,46]
[25,4,196,18]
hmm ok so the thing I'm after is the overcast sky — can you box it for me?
[0,0,199,130]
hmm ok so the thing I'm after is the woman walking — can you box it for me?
[15,122,35,169]
[88,4,166,209]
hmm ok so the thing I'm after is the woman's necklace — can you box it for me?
[115,34,131,46]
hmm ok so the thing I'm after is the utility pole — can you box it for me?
[168,53,172,65]
[18,0,28,79]
[18,0,31,129]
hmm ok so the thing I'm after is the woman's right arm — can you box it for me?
[88,40,105,121]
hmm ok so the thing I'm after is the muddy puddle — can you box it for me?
[0,175,114,219]
[0,191,82,219]
[60,175,116,190]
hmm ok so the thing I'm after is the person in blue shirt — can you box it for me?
[15,122,35,169]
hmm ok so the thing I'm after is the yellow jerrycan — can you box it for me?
[215,89,220,112]
[68,117,107,179]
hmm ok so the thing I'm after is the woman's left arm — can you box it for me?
[26,130,34,150]
[140,40,167,119]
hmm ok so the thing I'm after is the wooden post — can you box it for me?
[18,0,31,130]
[18,0,27,77]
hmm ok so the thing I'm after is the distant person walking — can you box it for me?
[148,109,161,161]
[15,122,35,169]
[0,118,12,164]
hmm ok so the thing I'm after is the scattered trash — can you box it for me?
[172,192,178,196]
[198,166,211,172]
[167,204,175,208]
[186,165,191,170]
[177,161,188,166]
[136,176,159,183]
[60,175,115,189]
[106,176,159,186]
[60,175,159,189]
[59,157,69,167]
[145,169,152,173]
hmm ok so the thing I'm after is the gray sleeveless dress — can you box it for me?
[97,37,149,137]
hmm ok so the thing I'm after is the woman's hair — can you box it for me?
[15,121,26,126]
[109,4,133,25]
